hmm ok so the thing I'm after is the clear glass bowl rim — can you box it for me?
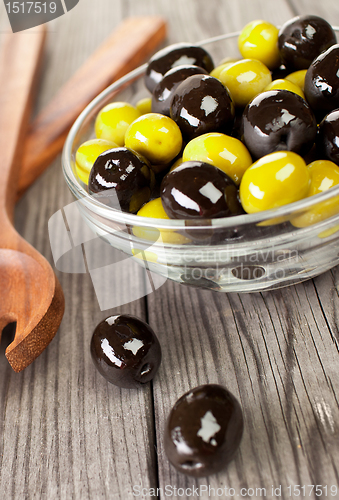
[62,28,339,232]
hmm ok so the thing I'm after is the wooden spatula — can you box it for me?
[0,26,65,373]
[16,16,167,199]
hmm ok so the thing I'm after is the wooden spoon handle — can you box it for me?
[0,26,46,242]
[16,16,167,199]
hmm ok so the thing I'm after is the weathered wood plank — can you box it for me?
[0,1,158,499]
[148,279,339,498]
[289,0,339,24]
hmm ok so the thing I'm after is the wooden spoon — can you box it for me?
[0,26,65,373]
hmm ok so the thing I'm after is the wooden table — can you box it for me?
[1,0,339,498]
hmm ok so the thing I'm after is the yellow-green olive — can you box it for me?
[183,132,252,185]
[125,113,182,165]
[133,198,189,244]
[291,160,339,227]
[264,78,305,99]
[239,151,310,213]
[238,20,280,69]
[218,59,272,107]
[285,69,307,92]
[75,138,118,184]
[95,102,141,146]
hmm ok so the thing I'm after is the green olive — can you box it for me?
[291,160,339,228]
[239,151,310,213]
[134,198,189,244]
[169,156,184,172]
[183,132,252,185]
[125,113,183,165]
[218,59,272,107]
[238,20,280,69]
[285,69,307,92]
[210,58,239,79]
[264,78,305,99]
[136,97,152,115]
[95,102,141,146]
[75,138,118,184]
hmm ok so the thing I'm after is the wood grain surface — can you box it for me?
[1,0,339,499]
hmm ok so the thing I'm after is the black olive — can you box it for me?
[90,314,162,389]
[161,161,243,220]
[88,147,154,213]
[304,44,339,119]
[152,64,209,117]
[242,89,317,159]
[318,109,339,165]
[170,74,235,141]
[278,15,337,71]
[164,384,244,477]
[145,43,214,93]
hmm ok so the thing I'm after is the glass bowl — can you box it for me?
[62,29,339,293]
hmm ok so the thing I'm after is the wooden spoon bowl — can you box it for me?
[0,248,64,372]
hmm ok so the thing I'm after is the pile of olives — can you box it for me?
[76,14,339,235]
[90,315,244,477]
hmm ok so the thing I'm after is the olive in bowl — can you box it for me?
[63,26,339,294]
[151,64,209,117]
[88,147,154,213]
[242,89,317,159]
[278,15,337,71]
[170,74,235,141]
[145,43,214,93]
[161,161,243,220]
[304,44,339,117]
[318,109,339,165]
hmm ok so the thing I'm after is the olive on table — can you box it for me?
[170,74,235,141]
[90,314,161,389]
[161,161,243,219]
[88,147,154,213]
[278,15,337,71]
[242,89,317,159]
[145,43,214,93]
[164,384,244,477]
